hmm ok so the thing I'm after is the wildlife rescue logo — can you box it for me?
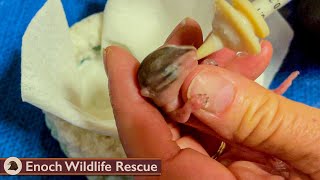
[3,157,22,175]
[0,157,161,176]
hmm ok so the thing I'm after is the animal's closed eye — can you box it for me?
[162,64,179,80]
[155,66,179,91]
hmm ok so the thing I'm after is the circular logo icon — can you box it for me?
[4,157,22,175]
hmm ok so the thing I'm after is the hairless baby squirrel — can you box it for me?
[137,45,299,123]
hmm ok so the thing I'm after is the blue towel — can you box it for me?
[270,2,320,107]
[0,0,318,179]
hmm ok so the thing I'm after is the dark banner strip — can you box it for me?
[0,158,161,176]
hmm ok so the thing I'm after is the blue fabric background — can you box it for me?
[0,0,318,179]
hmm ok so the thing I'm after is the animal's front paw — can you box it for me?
[190,94,209,111]
[166,94,209,123]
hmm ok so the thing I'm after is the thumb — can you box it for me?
[181,65,320,178]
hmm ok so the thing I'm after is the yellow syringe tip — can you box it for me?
[197,33,224,60]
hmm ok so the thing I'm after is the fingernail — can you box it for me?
[180,17,190,26]
[166,17,189,41]
[103,46,112,76]
[188,69,235,114]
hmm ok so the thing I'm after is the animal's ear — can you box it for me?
[140,88,151,98]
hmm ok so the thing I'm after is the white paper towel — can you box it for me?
[22,0,119,137]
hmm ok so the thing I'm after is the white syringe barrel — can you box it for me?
[252,0,290,18]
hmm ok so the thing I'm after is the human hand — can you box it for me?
[104,18,320,179]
